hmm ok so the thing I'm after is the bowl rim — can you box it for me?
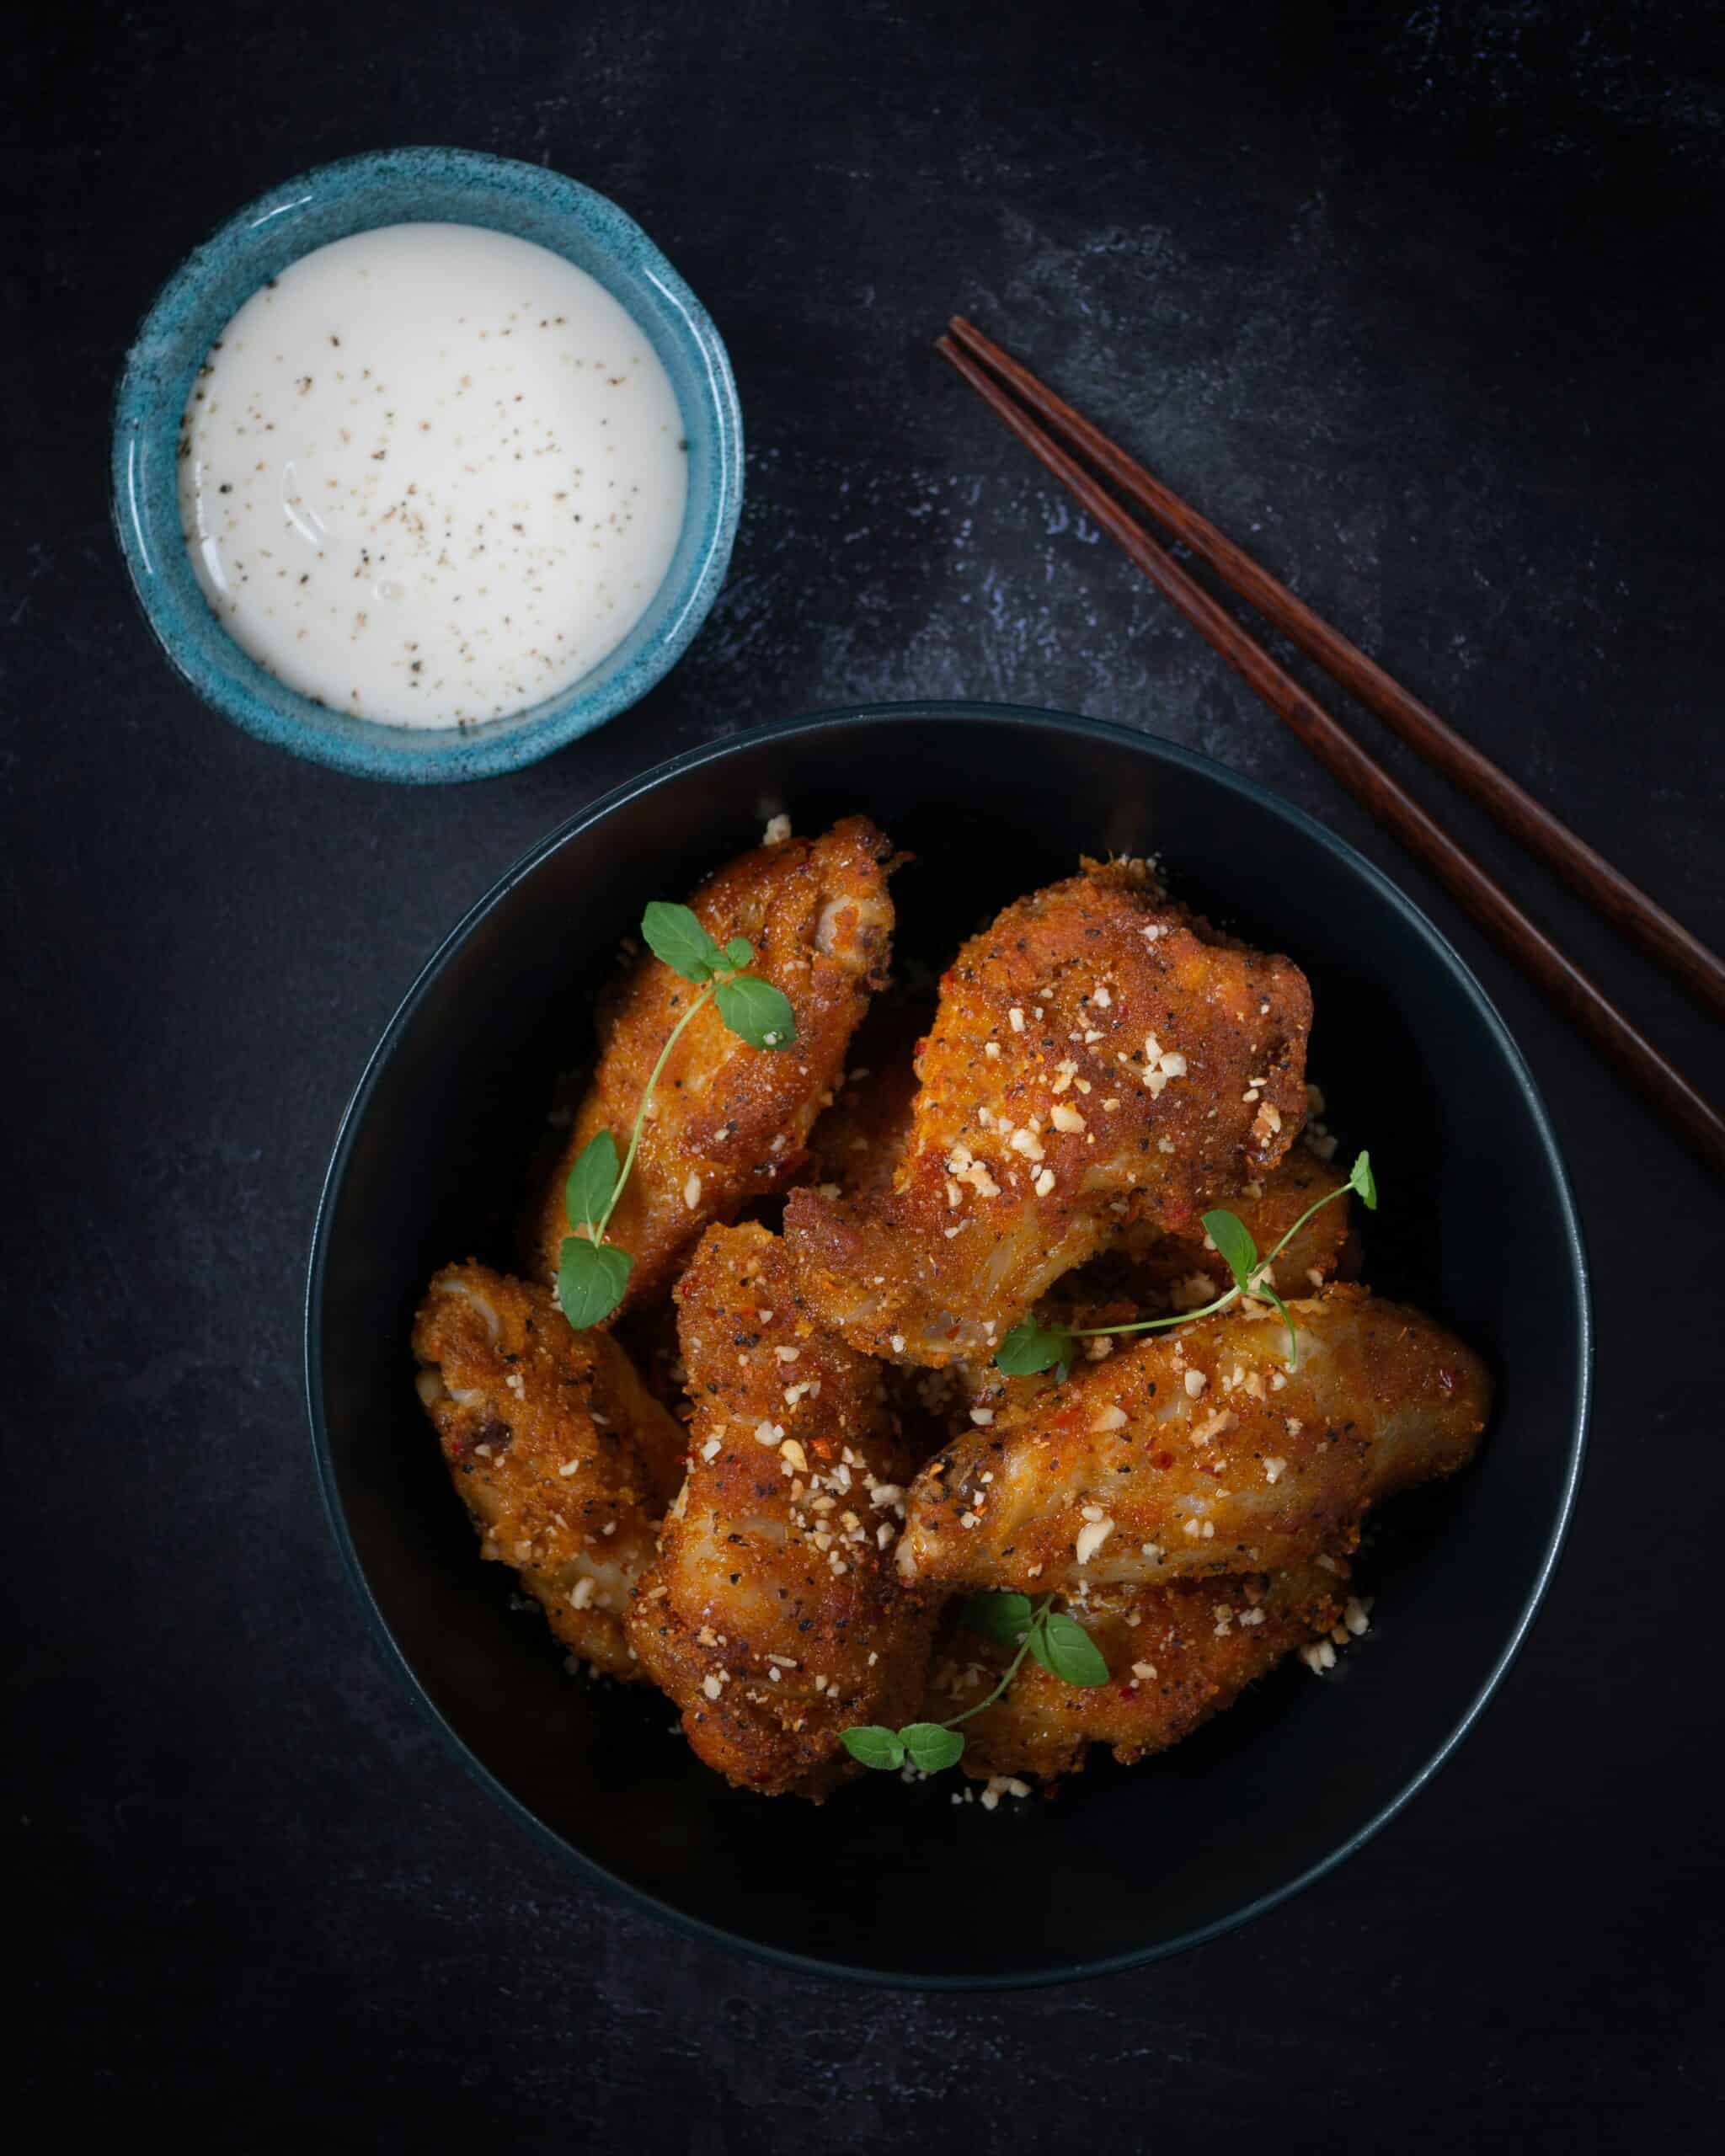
[110,145,743,783]
[303,699,1593,1988]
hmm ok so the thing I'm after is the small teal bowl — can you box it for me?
[112,148,743,783]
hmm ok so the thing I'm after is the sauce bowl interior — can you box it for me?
[112,147,742,783]
[306,704,1589,1987]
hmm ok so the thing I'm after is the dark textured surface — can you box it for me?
[8,0,1723,2143]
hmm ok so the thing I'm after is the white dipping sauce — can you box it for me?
[178,223,689,728]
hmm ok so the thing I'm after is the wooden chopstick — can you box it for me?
[948,316,1725,1026]
[937,328,1725,1175]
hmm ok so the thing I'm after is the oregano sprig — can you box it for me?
[841,1590,1108,1778]
[556,903,798,1332]
[996,1149,1378,1381]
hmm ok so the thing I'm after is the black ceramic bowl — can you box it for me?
[307,702,1589,1987]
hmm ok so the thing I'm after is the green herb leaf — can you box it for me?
[899,1722,966,1774]
[713,973,798,1049]
[1201,1208,1258,1293]
[641,901,723,984]
[1348,1149,1378,1210]
[723,936,754,968]
[556,1236,633,1331]
[841,1726,906,1771]
[564,1130,620,1234]
[962,1590,1035,1645]
[995,1315,1076,1380]
[1039,1609,1110,1688]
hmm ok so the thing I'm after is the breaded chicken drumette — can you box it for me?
[413,1263,686,1679]
[535,816,897,1313]
[1111,1145,1354,1308]
[785,859,1311,1368]
[799,1008,922,1211]
[944,1146,1354,1438]
[628,1223,934,1796]
[926,1558,1348,1780]
[900,1285,1489,1596]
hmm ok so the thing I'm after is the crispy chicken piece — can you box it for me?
[1113,1145,1354,1310]
[534,816,896,1311]
[948,1150,1354,1432]
[612,1295,691,1427]
[801,1026,921,1210]
[943,1289,1140,1436]
[628,1224,933,1797]
[899,1285,1489,1594]
[412,1263,686,1679]
[784,860,1311,1367]
[927,1560,1348,1780]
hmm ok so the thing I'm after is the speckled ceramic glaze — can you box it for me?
[112,148,743,782]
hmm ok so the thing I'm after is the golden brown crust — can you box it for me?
[1109,1145,1353,1308]
[800,1015,921,1211]
[627,1224,935,1797]
[412,1264,688,1678]
[534,817,897,1314]
[928,1560,1348,1780]
[947,1150,1355,1435]
[784,860,1311,1368]
[900,1285,1490,1595]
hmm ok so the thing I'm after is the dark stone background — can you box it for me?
[10,0,1723,2144]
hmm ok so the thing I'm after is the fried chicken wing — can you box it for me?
[413,1263,686,1678]
[535,816,896,1311]
[801,1027,921,1209]
[1114,1145,1354,1309]
[946,1148,1354,1433]
[929,1560,1347,1780]
[900,1285,1489,1594]
[784,860,1311,1367]
[627,1223,933,1796]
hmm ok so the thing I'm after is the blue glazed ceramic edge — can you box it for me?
[110,147,743,784]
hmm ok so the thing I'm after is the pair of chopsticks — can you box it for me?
[937,316,1725,1175]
